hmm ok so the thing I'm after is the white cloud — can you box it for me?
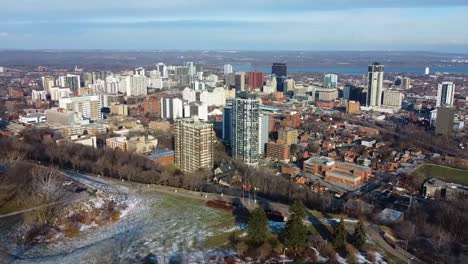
[0,32,9,37]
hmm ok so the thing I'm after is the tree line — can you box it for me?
[0,128,336,212]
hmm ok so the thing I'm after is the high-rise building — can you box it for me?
[127,75,148,97]
[275,76,287,93]
[92,71,107,83]
[266,142,290,161]
[143,97,161,115]
[425,67,430,75]
[59,95,102,121]
[272,63,287,77]
[402,77,411,89]
[231,92,260,165]
[259,112,270,155]
[186,62,196,76]
[278,128,299,145]
[247,71,264,90]
[59,74,81,94]
[235,72,246,91]
[156,63,168,78]
[183,102,208,121]
[174,118,214,173]
[343,85,364,103]
[436,82,455,107]
[49,87,72,101]
[134,67,146,76]
[41,76,55,94]
[382,90,404,108]
[435,107,455,136]
[324,74,338,88]
[160,97,184,120]
[224,64,233,75]
[222,100,233,145]
[285,79,295,92]
[225,73,236,87]
[32,90,47,101]
[366,63,384,107]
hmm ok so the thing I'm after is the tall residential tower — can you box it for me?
[174,118,214,173]
[231,92,260,165]
[366,63,384,107]
[436,82,455,107]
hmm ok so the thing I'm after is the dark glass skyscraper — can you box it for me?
[272,63,287,93]
[272,63,287,77]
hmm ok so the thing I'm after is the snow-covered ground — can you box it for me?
[0,174,390,264]
[0,177,239,264]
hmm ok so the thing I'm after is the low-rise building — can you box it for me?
[19,113,46,124]
[106,135,158,154]
[423,178,468,201]
[148,148,175,166]
[303,156,372,187]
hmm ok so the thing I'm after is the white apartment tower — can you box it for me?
[59,95,102,121]
[366,63,384,107]
[436,82,455,107]
[224,64,233,75]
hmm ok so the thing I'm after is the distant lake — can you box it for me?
[233,65,468,75]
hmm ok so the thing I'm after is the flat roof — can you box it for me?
[336,161,371,172]
[148,148,175,158]
[326,169,361,181]
[304,156,335,166]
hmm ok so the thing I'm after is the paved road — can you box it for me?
[366,224,424,264]
[0,195,87,219]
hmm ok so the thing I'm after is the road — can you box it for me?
[0,195,87,219]
[1,170,424,263]
[366,224,423,264]
[73,171,426,263]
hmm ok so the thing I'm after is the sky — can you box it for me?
[0,0,468,52]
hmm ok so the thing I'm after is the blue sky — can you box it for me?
[1,0,468,52]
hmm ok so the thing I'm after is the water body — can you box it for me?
[234,65,468,75]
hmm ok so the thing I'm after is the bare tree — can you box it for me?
[28,167,66,224]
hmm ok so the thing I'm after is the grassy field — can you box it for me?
[412,164,468,185]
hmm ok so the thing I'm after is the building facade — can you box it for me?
[324,74,338,88]
[366,63,384,107]
[436,82,455,107]
[174,118,214,173]
[59,95,102,121]
[247,71,264,90]
[382,90,403,108]
[231,92,260,165]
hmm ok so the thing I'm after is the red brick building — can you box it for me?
[303,156,372,187]
[247,71,264,90]
[143,97,161,115]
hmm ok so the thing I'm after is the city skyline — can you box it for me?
[1,1,468,52]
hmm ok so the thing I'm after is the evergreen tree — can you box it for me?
[248,208,269,245]
[352,219,366,250]
[290,200,307,220]
[284,200,308,250]
[332,217,347,249]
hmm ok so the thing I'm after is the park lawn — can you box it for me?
[412,164,468,185]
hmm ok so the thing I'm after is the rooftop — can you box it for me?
[326,169,361,181]
[148,148,175,159]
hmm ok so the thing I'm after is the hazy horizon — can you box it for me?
[1,1,468,52]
